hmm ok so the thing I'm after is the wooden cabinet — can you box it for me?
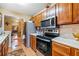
[30,35,36,52]
[70,48,79,56]
[32,3,79,25]
[74,49,79,56]
[56,3,72,25]
[32,13,42,27]
[52,41,79,56]
[35,14,42,26]
[0,36,9,56]
[52,41,71,56]
[73,3,79,23]
[32,16,37,26]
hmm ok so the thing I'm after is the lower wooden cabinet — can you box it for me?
[30,35,36,52]
[70,48,79,56]
[74,49,79,56]
[0,36,9,56]
[52,41,71,56]
[52,41,79,56]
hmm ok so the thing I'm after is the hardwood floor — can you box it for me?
[8,44,37,56]
[21,44,37,56]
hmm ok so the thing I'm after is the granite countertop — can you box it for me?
[0,31,10,44]
[52,37,79,49]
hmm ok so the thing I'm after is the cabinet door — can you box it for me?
[2,40,5,56]
[35,14,42,27]
[30,35,36,52]
[73,3,79,23]
[4,38,9,55]
[57,3,72,25]
[33,16,37,27]
[32,36,36,52]
[36,14,41,26]
[52,41,71,56]
[74,49,79,56]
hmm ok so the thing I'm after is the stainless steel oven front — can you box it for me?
[36,37,52,56]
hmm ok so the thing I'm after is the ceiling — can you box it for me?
[0,3,50,16]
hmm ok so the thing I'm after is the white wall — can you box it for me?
[0,8,31,22]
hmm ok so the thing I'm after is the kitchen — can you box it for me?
[0,3,79,56]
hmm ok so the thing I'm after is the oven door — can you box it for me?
[36,38,51,56]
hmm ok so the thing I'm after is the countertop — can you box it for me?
[0,31,10,44]
[30,33,41,36]
[31,33,79,49]
[52,37,79,49]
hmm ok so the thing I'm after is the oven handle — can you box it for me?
[36,37,50,42]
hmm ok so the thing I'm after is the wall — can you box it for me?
[60,24,79,39]
[0,8,31,32]
[0,8,31,22]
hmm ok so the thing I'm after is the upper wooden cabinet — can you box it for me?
[32,13,42,27]
[32,3,79,26]
[36,13,42,26]
[56,3,72,25]
[73,3,79,23]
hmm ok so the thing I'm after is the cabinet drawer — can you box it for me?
[52,42,71,56]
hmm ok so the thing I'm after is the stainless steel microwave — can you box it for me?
[41,16,57,28]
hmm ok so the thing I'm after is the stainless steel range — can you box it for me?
[36,29,60,56]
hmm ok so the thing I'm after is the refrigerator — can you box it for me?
[26,21,36,48]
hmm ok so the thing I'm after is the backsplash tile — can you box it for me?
[60,24,79,39]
